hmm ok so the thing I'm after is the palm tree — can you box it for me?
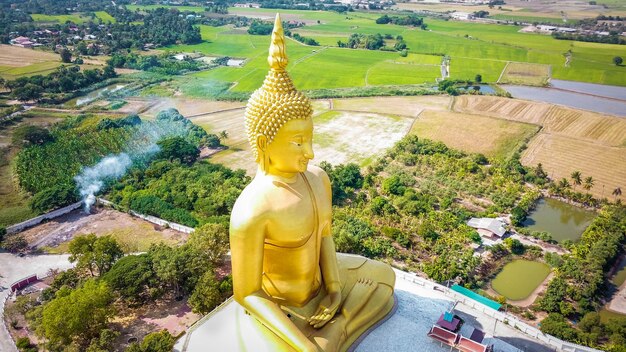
[558,178,571,189]
[613,187,622,201]
[219,130,229,140]
[583,176,594,191]
[570,171,582,190]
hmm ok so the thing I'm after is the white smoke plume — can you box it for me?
[73,109,195,212]
[75,154,132,212]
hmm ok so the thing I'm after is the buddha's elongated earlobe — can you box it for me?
[256,134,269,174]
[262,150,270,175]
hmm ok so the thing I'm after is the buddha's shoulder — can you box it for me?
[232,179,271,211]
[305,165,330,186]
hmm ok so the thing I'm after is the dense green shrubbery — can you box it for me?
[322,136,536,283]
[375,14,425,27]
[107,160,249,226]
[248,20,273,35]
[15,109,219,214]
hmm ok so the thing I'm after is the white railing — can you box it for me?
[6,201,83,234]
[1,291,18,352]
[97,198,194,234]
[395,271,602,352]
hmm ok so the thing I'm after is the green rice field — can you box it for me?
[31,11,115,24]
[492,260,551,301]
[129,6,626,90]
[0,61,62,80]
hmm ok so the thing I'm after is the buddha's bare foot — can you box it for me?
[341,278,377,321]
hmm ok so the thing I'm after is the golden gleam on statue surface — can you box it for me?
[230,13,396,352]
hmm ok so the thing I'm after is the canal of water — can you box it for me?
[501,82,626,117]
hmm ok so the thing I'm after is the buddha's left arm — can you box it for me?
[319,168,341,294]
[309,170,342,328]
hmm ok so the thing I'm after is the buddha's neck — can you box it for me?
[258,166,299,184]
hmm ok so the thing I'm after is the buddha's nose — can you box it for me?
[304,142,314,160]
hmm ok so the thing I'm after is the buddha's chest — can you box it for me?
[265,180,331,247]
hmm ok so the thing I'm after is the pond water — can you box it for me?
[457,85,497,94]
[500,84,626,117]
[68,84,127,107]
[522,198,595,242]
[492,260,550,301]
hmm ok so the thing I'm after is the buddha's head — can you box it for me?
[245,14,314,176]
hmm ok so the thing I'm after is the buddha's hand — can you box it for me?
[308,290,341,328]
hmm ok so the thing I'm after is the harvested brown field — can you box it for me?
[0,44,59,67]
[499,62,551,86]
[454,95,551,125]
[454,95,625,201]
[410,110,539,159]
[332,95,450,117]
[454,95,626,146]
[522,133,626,201]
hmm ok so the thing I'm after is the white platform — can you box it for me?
[174,271,548,352]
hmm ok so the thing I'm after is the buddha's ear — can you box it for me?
[256,134,268,153]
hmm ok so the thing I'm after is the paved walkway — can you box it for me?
[0,252,73,352]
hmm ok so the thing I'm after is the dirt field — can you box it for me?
[498,62,551,86]
[409,109,539,159]
[454,95,626,201]
[331,95,451,116]
[313,110,414,166]
[113,299,200,350]
[18,207,187,253]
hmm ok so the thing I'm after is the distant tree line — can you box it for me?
[552,32,626,45]
[375,14,426,28]
[4,64,116,101]
[107,52,204,75]
[290,32,319,46]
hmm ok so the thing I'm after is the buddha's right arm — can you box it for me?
[242,293,318,352]
[230,208,317,352]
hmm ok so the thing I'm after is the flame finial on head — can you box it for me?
[268,13,288,71]
[244,13,313,162]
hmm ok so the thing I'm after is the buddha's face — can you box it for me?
[265,118,314,175]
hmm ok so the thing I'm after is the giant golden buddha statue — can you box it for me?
[229,14,395,352]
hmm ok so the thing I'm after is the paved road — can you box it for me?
[0,252,73,352]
